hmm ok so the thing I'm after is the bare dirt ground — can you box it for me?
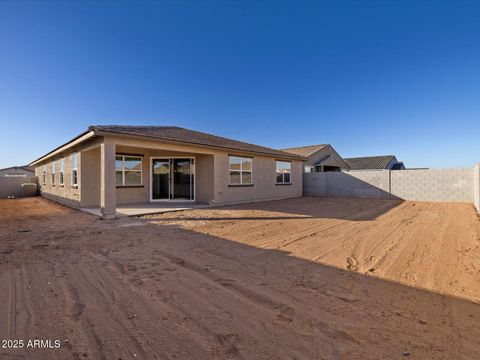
[1,197,480,360]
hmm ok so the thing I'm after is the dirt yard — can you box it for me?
[1,197,480,360]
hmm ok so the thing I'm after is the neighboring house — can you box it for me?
[281,144,350,172]
[0,165,35,177]
[344,155,405,170]
[0,165,37,199]
[30,125,305,218]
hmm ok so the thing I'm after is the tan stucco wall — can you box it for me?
[81,147,101,207]
[112,144,215,205]
[212,152,303,205]
[35,134,303,209]
[35,150,81,207]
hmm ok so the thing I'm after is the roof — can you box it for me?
[0,165,35,173]
[91,125,305,160]
[280,144,328,157]
[31,125,305,165]
[344,155,396,170]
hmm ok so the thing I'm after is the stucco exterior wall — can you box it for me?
[304,167,475,203]
[34,134,303,209]
[81,147,101,207]
[109,136,302,205]
[212,152,303,205]
[35,151,82,207]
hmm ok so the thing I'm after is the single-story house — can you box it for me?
[344,155,405,170]
[0,165,35,177]
[281,144,350,173]
[29,125,305,218]
[0,165,37,199]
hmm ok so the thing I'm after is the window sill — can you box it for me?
[275,183,292,186]
[116,185,144,188]
[228,184,254,187]
[71,185,78,189]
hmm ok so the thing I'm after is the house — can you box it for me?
[0,165,37,199]
[344,155,405,170]
[0,165,35,177]
[281,144,350,172]
[29,125,305,218]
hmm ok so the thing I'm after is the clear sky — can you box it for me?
[1,0,479,169]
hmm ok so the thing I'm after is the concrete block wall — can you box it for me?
[304,171,391,199]
[474,164,480,213]
[328,170,390,199]
[0,176,38,199]
[304,167,478,206]
[303,172,327,196]
[391,168,473,202]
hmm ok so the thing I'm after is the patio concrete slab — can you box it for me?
[81,203,209,217]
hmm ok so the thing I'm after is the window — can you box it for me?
[59,158,64,186]
[276,161,292,184]
[71,153,78,186]
[229,156,252,185]
[116,155,142,186]
[51,161,56,185]
[43,165,46,184]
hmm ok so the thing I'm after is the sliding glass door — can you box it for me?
[151,158,195,201]
[152,159,170,200]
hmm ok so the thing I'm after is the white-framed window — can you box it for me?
[43,165,46,184]
[276,161,292,184]
[59,158,64,186]
[229,156,252,185]
[116,155,142,186]
[304,165,314,173]
[71,153,78,187]
[51,161,56,185]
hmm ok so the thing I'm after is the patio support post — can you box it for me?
[100,137,116,219]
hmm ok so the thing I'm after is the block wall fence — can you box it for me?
[304,165,480,213]
[0,176,38,199]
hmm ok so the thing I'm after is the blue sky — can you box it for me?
[0,1,479,169]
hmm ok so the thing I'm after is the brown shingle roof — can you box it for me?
[91,125,305,160]
[280,144,328,157]
[344,155,396,170]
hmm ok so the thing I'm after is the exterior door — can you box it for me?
[172,159,194,200]
[151,158,195,201]
[152,159,170,200]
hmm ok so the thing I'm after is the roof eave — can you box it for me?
[94,129,307,161]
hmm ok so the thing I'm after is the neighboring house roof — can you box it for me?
[314,154,339,167]
[281,144,350,169]
[0,165,35,173]
[344,155,397,170]
[280,144,329,157]
[30,126,306,165]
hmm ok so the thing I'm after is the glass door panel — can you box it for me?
[173,159,193,200]
[152,159,170,199]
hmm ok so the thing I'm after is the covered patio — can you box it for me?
[80,134,215,219]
